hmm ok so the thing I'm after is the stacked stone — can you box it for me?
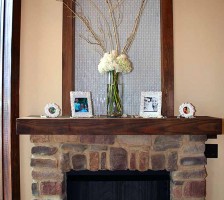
[30,135,207,200]
[170,135,207,200]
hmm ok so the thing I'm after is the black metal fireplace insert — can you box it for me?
[67,170,170,200]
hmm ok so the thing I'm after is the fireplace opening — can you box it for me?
[66,170,170,200]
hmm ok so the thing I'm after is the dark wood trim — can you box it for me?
[11,0,21,198]
[62,0,174,116]
[2,0,21,199]
[207,135,217,139]
[17,116,222,136]
[62,0,74,115]
[161,0,174,117]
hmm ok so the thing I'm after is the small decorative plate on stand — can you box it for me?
[44,103,61,118]
[179,103,195,118]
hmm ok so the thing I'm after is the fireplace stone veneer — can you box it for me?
[30,135,207,200]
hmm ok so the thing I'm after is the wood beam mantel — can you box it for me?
[17,116,222,136]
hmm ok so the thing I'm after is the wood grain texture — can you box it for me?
[62,0,74,115]
[161,0,174,117]
[11,0,21,198]
[62,0,174,117]
[17,116,222,136]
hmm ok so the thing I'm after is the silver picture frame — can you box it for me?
[140,91,162,118]
[70,91,93,118]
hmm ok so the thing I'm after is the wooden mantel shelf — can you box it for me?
[16,116,222,136]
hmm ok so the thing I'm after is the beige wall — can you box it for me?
[173,1,224,199]
[20,0,224,199]
[20,0,62,199]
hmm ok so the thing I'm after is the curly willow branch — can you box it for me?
[87,0,114,50]
[112,0,125,11]
[122,0,147,54]
[59,0,107,53]
[58,0,147,55]
[115,0,124,28]
[106,0,120,52]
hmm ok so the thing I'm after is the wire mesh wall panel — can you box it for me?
[74,0,161,115]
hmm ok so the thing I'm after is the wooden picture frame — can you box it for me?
[62,0,174,117]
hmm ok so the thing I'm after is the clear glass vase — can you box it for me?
[107,71,123,117]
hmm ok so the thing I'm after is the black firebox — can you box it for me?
[66,170,170,200]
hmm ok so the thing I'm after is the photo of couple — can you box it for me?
[74,98,89,112]
[144,97,158,112]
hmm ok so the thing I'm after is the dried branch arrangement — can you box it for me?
[57,0,147,55]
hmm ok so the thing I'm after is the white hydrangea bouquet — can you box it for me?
[59,0,147,117]
[98,50,132,116]
[98,50,132,74]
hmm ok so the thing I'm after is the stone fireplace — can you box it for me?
[30,135,207,200]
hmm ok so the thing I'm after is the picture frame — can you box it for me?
[44,103,61,118]
[70,91,93,118]
[179,103,195,118]
[140,91,162,118]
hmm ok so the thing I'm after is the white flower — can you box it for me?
[117,54,127,59]
[111,50,118,58]
[116,54,132,73]
[98,50,133,74]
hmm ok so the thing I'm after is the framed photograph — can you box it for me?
[70,91,93,118]
[44,103,61,118]
[179,103,195,118]
[140,92,162,118]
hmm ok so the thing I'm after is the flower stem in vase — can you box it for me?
[107,71,123,117]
